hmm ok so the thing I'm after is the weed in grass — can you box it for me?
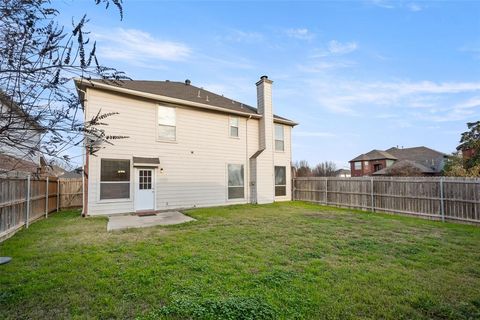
[138,295,277,320]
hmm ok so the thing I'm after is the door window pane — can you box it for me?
[139,170,152,190]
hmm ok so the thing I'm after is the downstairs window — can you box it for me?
[100,159,130,200]
[275,166,287,196]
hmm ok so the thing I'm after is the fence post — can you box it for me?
[440,177,445,222]
[292,178,295,201]
[45,177,49,218]
[56,180,60,212]
[371,178,375,212]
[325,178,328,205]
[25,175,31,228]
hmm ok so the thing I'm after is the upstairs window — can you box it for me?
[228,164,244,199]
[158,105,176,141]
[100,159,130,200]
[275,124,284,151]
[275,166,287,196]
[230,117,239,137]
[354,162,362,170]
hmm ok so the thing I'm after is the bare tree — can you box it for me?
[293,160,312,177]
[312,161,337,177]
[0,0,128,170]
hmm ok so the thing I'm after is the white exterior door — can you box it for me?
[135,168,155,211]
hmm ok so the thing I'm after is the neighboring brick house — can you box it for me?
[349,146,447,177]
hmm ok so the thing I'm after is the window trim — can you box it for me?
[226,163,245,201]
[98,158,132,202]
[157,105,177,142]
[274,165,287,197]
[274,124,285,152]
[229,116,240,138]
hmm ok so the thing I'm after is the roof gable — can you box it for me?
[350,149,397,162]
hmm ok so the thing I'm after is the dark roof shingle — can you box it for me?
[82,79,296,124]
[350,149,397,162]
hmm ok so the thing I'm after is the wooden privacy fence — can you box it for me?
[293,177,480,224]
[0,177,83,241]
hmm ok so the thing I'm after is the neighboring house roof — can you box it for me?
[75,79,297,126]
[372,159,436,175]
[335,169,351,175]
[60,168,83,179]
[385,146,447,172]
[0,91,44,131]
[50,165,67,177]
[350,149,397,162]
[0,154,40,174]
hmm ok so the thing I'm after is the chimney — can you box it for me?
[254,75,275,204]
[256,75,273,150]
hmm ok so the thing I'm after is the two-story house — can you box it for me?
[349,146,447,177]
[75,76,297,216]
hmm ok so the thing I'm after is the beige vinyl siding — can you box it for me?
[85,88,269,215]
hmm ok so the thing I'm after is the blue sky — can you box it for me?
[58,0,480,169]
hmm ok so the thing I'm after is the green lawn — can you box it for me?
[1,202,480,319]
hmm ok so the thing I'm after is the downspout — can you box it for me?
[81,87,88,217]
[246,115,252,204]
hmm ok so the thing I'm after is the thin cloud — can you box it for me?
[368,0,425,11]
[306,78,480,123]
[407,3,423,12]
[221,30,264,43]
[327,40,358,55]
[95,28,191,63]
[310,40,359,58]
[293,131,335,137]
[459,44,480,59]
[297,60,355,73]
[286,28,315,40]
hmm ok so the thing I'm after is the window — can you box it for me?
[374,164,383,172]
[230,117,239,137]
[158,105,176,141]
[139,170,152,190]
[275,166,287,196]
[275,124,284,151]
[354,162,362,170]
[100,159,130,200]
[386,160,395,167]
[228,164,244,199]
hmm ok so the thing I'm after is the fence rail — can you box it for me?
[293,177,480,224]
[0,177,83,241]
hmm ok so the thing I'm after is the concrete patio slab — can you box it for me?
[107,211,195,231]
